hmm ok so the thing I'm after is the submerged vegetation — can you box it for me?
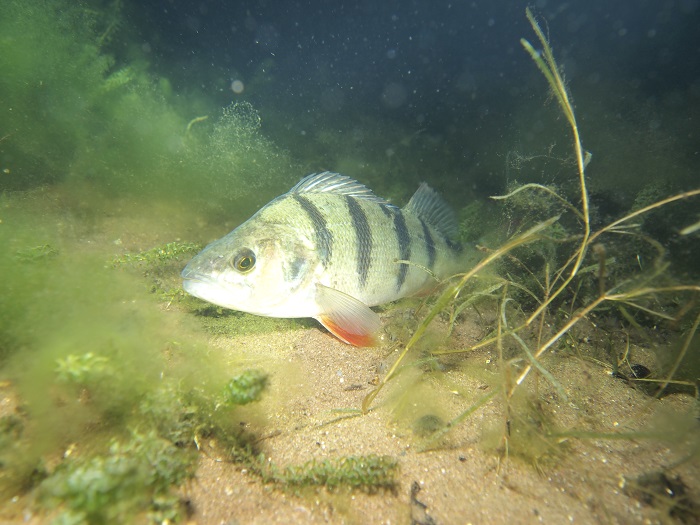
[0,1,395,522]
[0,0,698,523]
[0,0,295,217]
[365,4,700,497]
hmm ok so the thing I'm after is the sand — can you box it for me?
[179,314,699,525]
[1,193,697,525]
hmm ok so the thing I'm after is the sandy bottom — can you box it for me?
[180,316,699,525]
[1,194,697,525]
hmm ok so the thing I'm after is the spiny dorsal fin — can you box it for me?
[404,183,459,240]
[289,172,393,206]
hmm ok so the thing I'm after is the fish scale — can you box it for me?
[182,172,465,346]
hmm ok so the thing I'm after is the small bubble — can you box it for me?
[230,79,245,94]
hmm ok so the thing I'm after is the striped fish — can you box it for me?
[181,172,464,346]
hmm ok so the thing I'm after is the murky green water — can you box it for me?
[1,1,698,522]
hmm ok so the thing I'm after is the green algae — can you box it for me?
[0,198,395,517]
[229,446,398,495]
[40,431,196,525]
[274,455,398,493]
[113,242,202,267]
[223,369,269,405]
[1,0,295,216]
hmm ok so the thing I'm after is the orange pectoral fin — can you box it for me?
[317,314,378,347]
[314,284,381,347]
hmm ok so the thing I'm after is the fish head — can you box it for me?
[181,223,316,316]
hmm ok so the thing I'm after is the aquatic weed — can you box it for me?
[112,241,201,267]
[55,353,110,385]
[40,430,195,525]
[363,9,700,471]
[223,369,269,406]
[278,455,398,493]
[113,241,201,305]
[228,445,398,494]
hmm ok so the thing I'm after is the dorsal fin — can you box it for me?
[289,172,393,206]
[403,183,459,240]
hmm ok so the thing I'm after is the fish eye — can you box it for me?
[233,249,256,273]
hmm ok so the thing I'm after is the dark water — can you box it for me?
[122,0,700,192]
[2,0,699,205]
[80,1,700,271]
[130,0,699,123]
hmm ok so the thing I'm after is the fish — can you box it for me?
[181,171,464,346]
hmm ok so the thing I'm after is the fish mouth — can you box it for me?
[181,276,204,294]
[180,272,246,313]
[181,273,217,288]
[181,265,211,283]
[181,266,217,297]
[181,274,222,305]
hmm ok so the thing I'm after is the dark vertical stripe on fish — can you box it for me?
[379,204,395,218]
[293,194,333,267]
[346,196,372,289]
[393,210,411,291]
[420,218,436,272]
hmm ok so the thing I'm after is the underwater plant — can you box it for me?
[362,8,700,472]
